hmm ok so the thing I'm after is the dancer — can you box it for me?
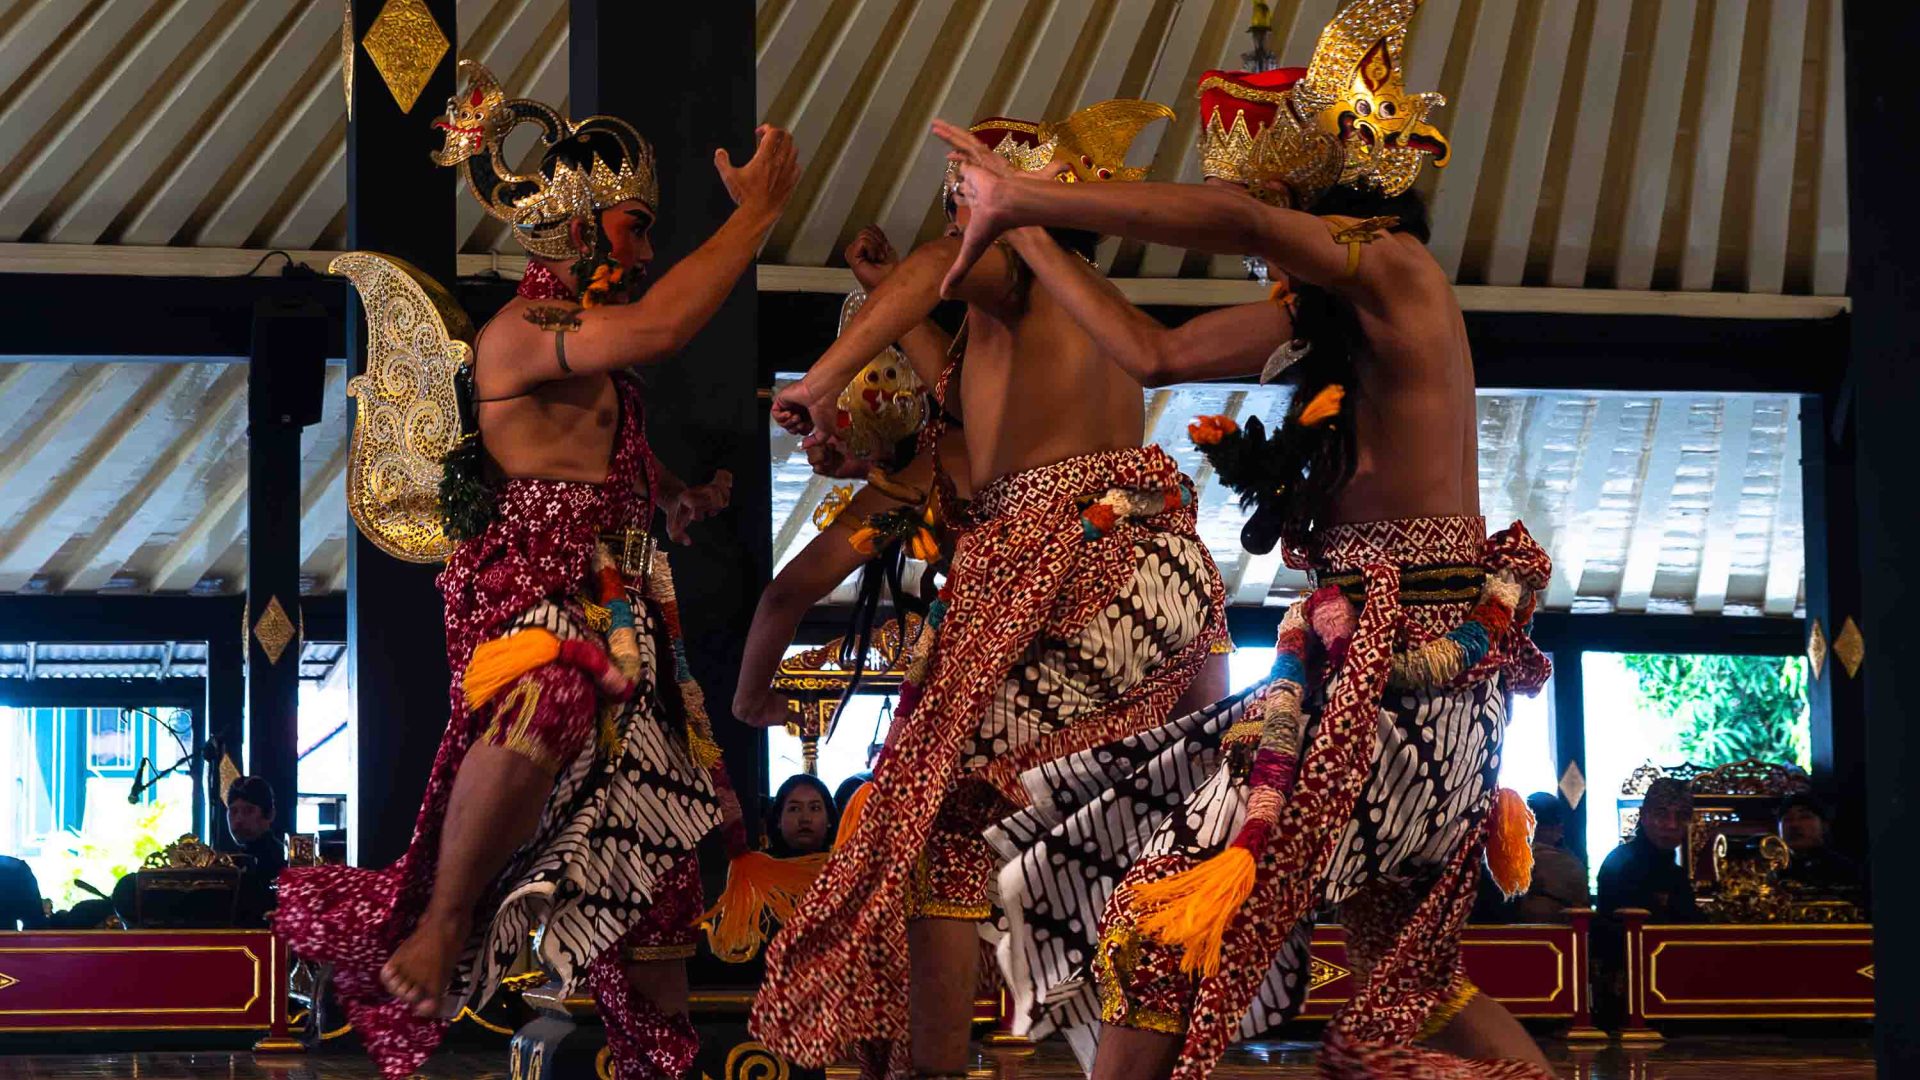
[753,103,1230,1080]
[274,60,798,1079]
[734,225,965,731]
[936,2,1556,1076]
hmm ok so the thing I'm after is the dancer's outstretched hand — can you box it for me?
[716,125,801,222]
[667,468,732,544]
[930,119,1021,298]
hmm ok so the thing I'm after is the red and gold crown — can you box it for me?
[1196,67,1309,192]
[1202,0,1450,209]
[945,100,1174,210]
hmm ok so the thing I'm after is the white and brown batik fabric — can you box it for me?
[987,516,1555,1080]
[755,446,1227,1079]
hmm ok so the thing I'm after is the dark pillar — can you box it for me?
[246,300,324,834]
[1842,3,1920,1069]
[1801,395,1867,859]
[345,0,457,866]
[1549,648,1589,868]
[205,614,245,844]
[571,2,769,804]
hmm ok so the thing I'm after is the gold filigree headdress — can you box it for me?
[432,59,659,260]
[946,99,1174,211]
[1219,0,1449,208]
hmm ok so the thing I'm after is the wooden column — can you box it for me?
[204,609,245,844]
[1843,2,1920,1069]
[571,2,769,803]
[344,0,457,866]
[245,299,324,833]
[1549,646,1590,867]
[1801,395,1867,858]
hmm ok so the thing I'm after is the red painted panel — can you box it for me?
[1296,924,1576,1021]
[1639,924,1873,1019]
[0,930,277,1031]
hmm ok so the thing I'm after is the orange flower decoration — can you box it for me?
[1187,414,1240,446]
[1297,384,1345,427]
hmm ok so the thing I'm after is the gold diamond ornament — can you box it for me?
[1307,956,1351,992]
[1859,964,1875,980]
[1834,617,1865,679]
[362,0,449,113]
[253,596,297,666]
[1808,618,1828,680]
[1559,760,1586,810]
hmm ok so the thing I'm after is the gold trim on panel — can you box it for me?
[0,945,261,1015]
[1645,939,1875,1006]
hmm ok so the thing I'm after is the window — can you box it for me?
[1581,651,1809,867]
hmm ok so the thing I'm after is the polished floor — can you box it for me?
[0,1038,1874,1079]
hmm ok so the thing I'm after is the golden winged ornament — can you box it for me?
[331,251,475,563]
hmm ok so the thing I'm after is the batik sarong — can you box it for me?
[274,378,726,1080]
[753,446,1228,1077]
[988,516,1554,1079]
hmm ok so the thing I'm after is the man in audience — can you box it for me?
[1598,777,1698,922]
[1777,793,1867,906]
[1518,792,1589,922]
[221,776,286,925]
[0,855,46,930]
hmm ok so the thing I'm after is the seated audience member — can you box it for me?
[1777,793,1867,905]
[767,774,836,858]
[1518,792,1590,922]
[1598,777,1699,922]
[832,772,871,819]
[0,855,46,930]
[221,776,286,924]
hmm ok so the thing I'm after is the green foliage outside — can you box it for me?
[33,800,179,911]
[1621,653,1811,772]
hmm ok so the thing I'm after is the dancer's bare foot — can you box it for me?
[380,910,470,1018]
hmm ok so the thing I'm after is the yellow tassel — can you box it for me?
[1485,787,1536,899]
[464,631,562,712]
[1298,384,1345,427]
[849,527,880,556]
[834,781,873,848]
[700,851,830,963]
[1126,846,1257,978]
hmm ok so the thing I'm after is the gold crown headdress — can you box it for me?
[833,291,928,463]
[945,99,1174,210]
[1232,0,1450,208]
[432,59,660,260]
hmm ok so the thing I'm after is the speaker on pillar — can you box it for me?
[250,301,327,427]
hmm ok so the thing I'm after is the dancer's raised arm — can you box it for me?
[1004,226,1292,386]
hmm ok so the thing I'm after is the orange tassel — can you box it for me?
[463,630,561,712]
[1485,787,1536,899]
[1298,384,1345,427]
[834,780,873,848]
[1126,845,1257,978]
[700,850,830,963]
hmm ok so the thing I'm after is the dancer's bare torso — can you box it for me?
[473,295,622,484]
[1325,222,1479,526]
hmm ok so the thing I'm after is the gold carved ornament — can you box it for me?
[1834,617,1864,678]
[1807,618,1828,680]
[340,0,354,120]
[833,290,928,463]
[331,251,474,563]
[144,835,237,870]
[946,100,1174,208]
[433,59,659,260]
[361,0,449,113]
[252,595,297,665]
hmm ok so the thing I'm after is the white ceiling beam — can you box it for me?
[299,445,350,565]
[1485,1,1578,286]
[1402,0,1465,91]
[1547,0,1634,287]
[1615,395,1695,612]
[44,3,286,244]
[149,464,249,594]
[1810,0,1848,296]
[1762,401,1804,615]
[756,0,815,117]
[1691,395,1757,613]
[0,365,189,591]
[326,554,350,595]
[57,368,247,592]
[1675,0,1751,292]
[1743,0,1810,294]
[0,2,93,102]
[872,0,1033,248]
[1545,397,1628,611]
[1615,0,1702,290]
[1427,0,1521,278]
[1001,0,1098,125]
[0,1,160,240]
[783,2,967,265]
[1111,0,1227,277]
[0,364,120,500]
[119,2,339,246]
[1076,0,1161,106]
[1234,546,1291,606]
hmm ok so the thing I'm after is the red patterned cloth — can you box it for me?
[272,378,659,1079]
[753,446,1227,1076]
[1164,517,1552,1080]
[589,856,703,1080]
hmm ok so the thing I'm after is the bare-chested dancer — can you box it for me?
[935,4,1558,1078]
[750,104,1232,1080]
[274,60,798,1080]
